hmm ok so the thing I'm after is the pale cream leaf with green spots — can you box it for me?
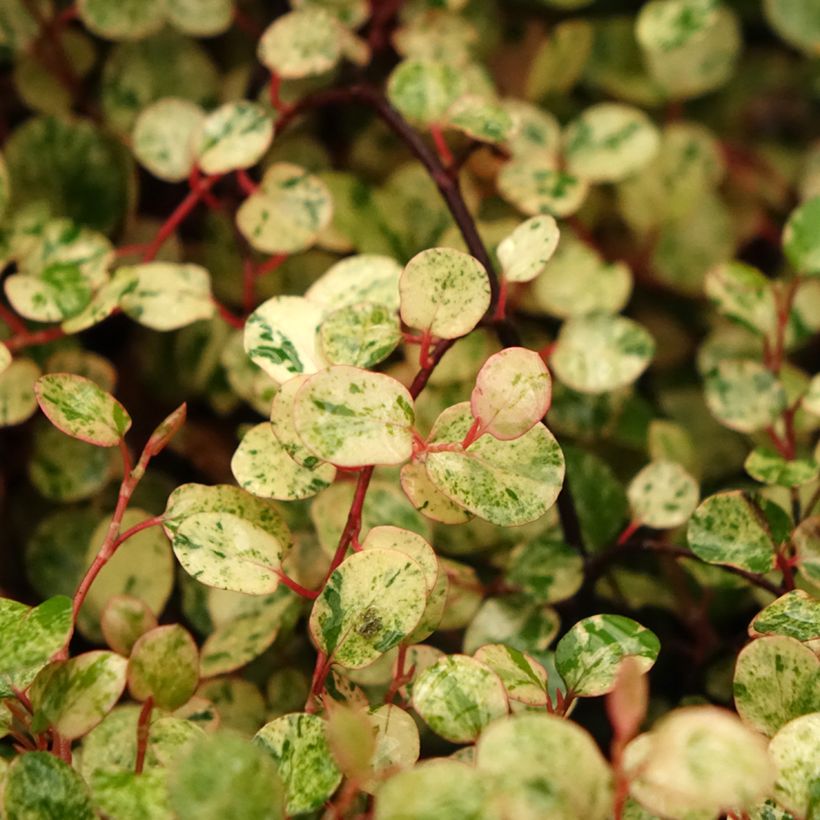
[306,255,402,312]
[793,519,820,590]
[0,357,40,427]
[412,654,508,743]
[424,402,565,526]
[257,8,344,79]
[704,359,787,433]
[783,196,820,276]
[768,713,820,817]
[319,302,401,368]
[293,366,415,468]
[194,101,274,176]
[803,373,820,416]
[399,462,473,524]
[497,215,560,284]
[744,447,818,487]
[166,0,233,37]
[473,644,549,707]
[309,548,428,669]
[35,373,131,447]
[399,247,490,340]
[77,0,165,41]
[506,534,583,604]
[627,460,699,529]
[386,59,464,126]
[764,0,820,56]
[358,705,420,794]
[555,614,660,697]
[705,261,777,336]
[498,155,589,218]
[750,590,820,642]
[443,95,515,144]
[100,596,157,656]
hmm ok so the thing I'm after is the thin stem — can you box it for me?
[0,302,27,335]
[493,278,508,322]
[276,570,320,600]
[4,326,66,353]
[235,168,259,196]
[134,697,153,774]
[429,124,454,167]
[256,253,288,278]
[212,299,245,329]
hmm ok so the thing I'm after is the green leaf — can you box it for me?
[551,314,655,394]
[471,347,552,440]
[686,490,776,574]
[166,0,234,37]
[764,0,820,56]
[309,548,428,668]
[236,163,333,255]
[132,97,206,183]
[399,247,490,340]
[306,254,402,312]
[77,0,165,40]
[475,713,612,820]
[293,366,415,468]
[90,770,173,820]
[257,8,344,79]
[627,460,699,529]
[319,302,401,368]
[497,215,560,284]
[784,196,820,276]
[744,447,818,487]
[750,590,820,642]
[254,713,342,815]
[463,594,560,655]
[769,713,820,818]
[30,650,127,739]
[35,373,131,447]
[563,103,660,183]
[170,732,285,820]
[647,419,698,477]
[424,402,565,526]
[356,704,420,794]
[387,59,463,126]
[0,595,73,698]
[498,155,589,218]
[100,596,157,656]
[399,461,473,524]
[704,359,787,433]
[705,261,777,336]
[794,518,820,590]
[506,534,584,604]
[803,373,820,416]
[231,422,335,501]
[6,263,93,321]
[0,358,41,427]
[733,635,820,737]
[412,654,508,743]
[555,614,660,697]
[473,644,549,707]
[2,752,94,820]
[443,95,515,144]
[194,101,274,176]
[244,295,327,384]
[128,624,199,710]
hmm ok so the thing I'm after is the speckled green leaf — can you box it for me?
[0,595,73,698]
[90,769,173,820]
[563,103,660,183]
[473,644,549,707]
[794,518,820,589]
[374,759,491,820]
[745,447,818,487]
[443,95,514,144]
[471,347,551,440]
[232,422,335,501]
[166,0,234,37]
[258,8,343,79]
[294,366,415,467]
[0,358,41,427]
[100,596,157,655]
[750,590,820,642]
[319,302,401,369]
[2,752,94,820]
[425,402,565,526]
[498,155,589,218]
[555,614,660,697]
[400,247,490,340]
[733,635,820,737]
[309,548,428,669]
[79,509,174,642]
[306,255,402,312]
[35,373,130,447]
[387,59,463,126]
[127,625,199,710]
[506,534,583,604]
[412,654,508,743]
[244,296,327,384]
[704,359,787,433]
[551,314,655,394]
[194,101,274,176]
[78,0,165,40]
[117,262,215,331]
[705,261,777,336]
[475,713,612,820]
[254,713,342,815]
[132,97,205,183]
[765,0,820,56]
[769,713,820,817]
[627,460,699,529]
[783,196,820,276]
[30,650,127,740]
[399,461,473,524]
[687,490,776,574]
[236,163,333,255]
[463,594,560,655]
[497,215,560,284]
[626,706,774,817]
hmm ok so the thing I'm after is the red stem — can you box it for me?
[269,74,285,113]
[460,417,483,449]
[134,697,153,774]
[256,253,288,278]
[276,570,320,600]
[0,302,27,335]
[429,124,454,168]
[617,520,640,546]
[4,326,66,353]
[235,169,259,196]
[212,299,245,329]
[493,277,509,322]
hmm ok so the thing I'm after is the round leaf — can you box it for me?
[473,644,549,707]
[128,624,199,711]
[0,357,40,427]
[2,752,93,820]
[750,590,820,642]
[166,0,234,37]
[257,9,343,79]
[704,359,787,433]
[443,95,515,144]
[744,447,818,487]
[769,713,820,817]
[293,366,415,468]
[506,534,584,605]
[498,155,589,219]
[627,460,699,529]
[399,461,473,524]
[100,596,158,656]
[306,254,402,312]
[319,302,401,368]
[386,59,463,126]
[794,518,820,589]
[194,101,274,176]
[705,261,777,336]
[78,0,165,40]
[497,215,560,284]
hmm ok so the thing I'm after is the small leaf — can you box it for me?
[270,375,322,468]
[244,295,327,384]
[783,195,820,276]
[506,534,583,604]
[35,373,131,447]
[412,654,508,743]
[705,261,777,336]
[231,422,336,501]
[293,366,415,467]
[30,650,127,739]
[306,255,402,313]
[100,596,158,656]
[386,58,463,126]
[498,155,589,219]
[424,402,565,526]
[128,624,199,711]
[257,8,344,79]
[90,769,172,820]
[399,247,490,340]
[309,548,428,669]
[750,590,820,643]
[471,347,551,440]
[803,373,820,416]
[794,517,820,590]
[744,447,818,487]
[704,359,787,433]
[733,635,820,737]
[497,215,560,284]
[687,490,776,574]
[358,704,420,794]
[319,302,401,368]
[464,594,559,655]
[443,95,515,144]
[78,0,165,41]
[325,700,376,783]
[254,713,342,815]
[5,263,94,322]
[399,461,473,524]
[473,644,549,707]
[144,403,187,458]
[194,101,274,176]
[626,460,699,529]
[236,163,333,255]
[0,358,40,427]
[555,614,660,697]
[0,342,10,376]
[769,713,820,818]
[2,752,93,820]
[551,314,655,394]
[166,0,234,37]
